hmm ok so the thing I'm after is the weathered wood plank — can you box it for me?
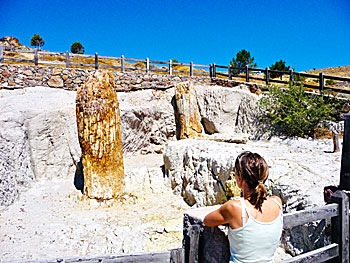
[39,61,66,66]
[69,53,95,58]
[2,249,184,263]
[283,203,338,229]
[192,63,210,68]
[4,58,34,63]
[124,57,144,62]
[280,243,339,263]
[188,225,200,263]
[330,190,349,262]
[326,75,350,82]
[149,60,168,65]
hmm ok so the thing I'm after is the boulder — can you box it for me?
[76,70,124,199]
[163,139,238,207]
[194,85,259,136]
[118,88,176,154]
[48,75,64,88]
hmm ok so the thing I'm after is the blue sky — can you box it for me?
[1,0,349,71]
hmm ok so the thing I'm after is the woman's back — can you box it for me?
[228,198,283,263]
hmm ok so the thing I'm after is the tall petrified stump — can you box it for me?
[175,82,202,139]
[76,70,124,199]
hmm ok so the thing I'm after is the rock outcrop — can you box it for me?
[163,137,341,255]
[175,82,202,139]
[0,87,80,210]
[195,85,259,136]
[76,70,124,199]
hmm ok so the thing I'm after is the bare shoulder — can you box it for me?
[220,199,242,217]
[268,196,282,206]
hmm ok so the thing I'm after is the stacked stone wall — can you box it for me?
[0,64,267,92]
[0,64,213,91]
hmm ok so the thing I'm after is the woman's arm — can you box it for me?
[203,201,235,227]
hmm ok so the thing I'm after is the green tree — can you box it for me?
[270,59,290,79]
[230,49,257,74]
[71,42,85,54]
[30,34,45,50]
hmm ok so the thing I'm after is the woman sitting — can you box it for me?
[203,151,283,263]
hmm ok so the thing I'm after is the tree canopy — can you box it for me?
[270,59,290,79]
[230,49,257,74]
[30,34,45,50]
[71,42,85,54]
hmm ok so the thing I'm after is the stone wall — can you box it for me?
[0,64,265,92]
[0,64,213,91]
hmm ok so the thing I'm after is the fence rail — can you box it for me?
[2,45,350,95]
[211,64,350,95]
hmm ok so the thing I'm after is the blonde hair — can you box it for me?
[234,151,269,212]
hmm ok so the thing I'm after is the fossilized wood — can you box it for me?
[175,82,202,139]
[76,70,124,199]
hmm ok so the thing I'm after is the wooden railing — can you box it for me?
[2,45,350,95]
[185,190,349,263]
[0,45,210,78]
[211,64,350,95]
[2,248,184,263]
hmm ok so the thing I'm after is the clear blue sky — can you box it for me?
[1,0,349,71]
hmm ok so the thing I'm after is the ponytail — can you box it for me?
[248,183,267,212]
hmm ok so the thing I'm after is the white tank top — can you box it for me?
[228,198,283,263]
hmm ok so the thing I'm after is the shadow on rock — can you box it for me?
[74,158,84,193]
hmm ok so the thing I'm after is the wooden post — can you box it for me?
[190,61,193,77]
[290,69,294,85]
[319,72,324,95]
[333,131,340,153]
[330,190,349,263]
[146,57,150,74]
[340,112,350,191]
[169,59,172,76]
[228,65,232,80]
[65,51,69,68]
[245,65,249,82]
[95,53,98,69]
[0,44,3,64]
[213,63,216,78]
[121,55,125,72]
[188,225,200,263]
[34,48,38,66]
[170,248,184,263]
[209,64,212,78]
[266,67,270,85]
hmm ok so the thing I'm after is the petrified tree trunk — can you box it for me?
[76,70,124,199]
[175,82,202,139]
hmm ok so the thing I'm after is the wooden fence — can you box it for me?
[1,45,350,95]
[186,190,349,263]
[211,64,350,95]
[0,45,210,78]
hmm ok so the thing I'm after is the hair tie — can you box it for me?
[258,181,264,185]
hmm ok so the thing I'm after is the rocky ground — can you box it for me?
[0,154,190,262]
[0,137,342,262]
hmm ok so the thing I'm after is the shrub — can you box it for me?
[326,79,335,85]
[257,83,338,138]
